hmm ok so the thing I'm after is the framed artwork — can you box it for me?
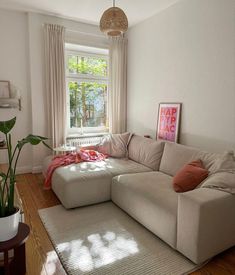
[156,102,182,143]
[0,81,10,98]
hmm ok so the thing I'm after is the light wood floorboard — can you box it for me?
[11,172,235,274]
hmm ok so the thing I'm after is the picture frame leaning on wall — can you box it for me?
[156,102,182,143]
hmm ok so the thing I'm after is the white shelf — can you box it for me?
[0,98,21,110]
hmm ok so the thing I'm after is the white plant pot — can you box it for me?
[0,208,20,242]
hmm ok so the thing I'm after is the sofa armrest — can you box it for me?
[177,188,235,264]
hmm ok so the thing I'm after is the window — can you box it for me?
[65,44,109,134]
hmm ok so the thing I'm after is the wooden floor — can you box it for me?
[13,173,235,275]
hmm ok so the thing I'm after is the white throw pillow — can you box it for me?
[98,132,132,158]
[202,172,235,194]
[210,151,235,173]
[201,151,235,194]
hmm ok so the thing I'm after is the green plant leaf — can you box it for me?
[17,139,28,150]
[27,134,49,145]
[42,141,52,150]
[18,134,50,149]
[0,117,16,134]
[0,172,6,181]
[27,135,42,145]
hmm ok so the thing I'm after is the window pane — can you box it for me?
[68,55,108,77]
[69,81,107,128]
[68,55,79,74]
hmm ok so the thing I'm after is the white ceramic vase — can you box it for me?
[0,208,20,241]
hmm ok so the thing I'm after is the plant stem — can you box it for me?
[13,147,22,177]
[2,133,10,202]
[2,133,18,214]
[7,146,22,213]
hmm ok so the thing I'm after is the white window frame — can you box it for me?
[65,48,109,135]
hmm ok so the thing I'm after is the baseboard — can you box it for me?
[32,166,42,174]
[15,165,42,174]
[15,166,32,174]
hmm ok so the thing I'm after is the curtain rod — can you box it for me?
[66,28,106,38]
[42,23,105,38]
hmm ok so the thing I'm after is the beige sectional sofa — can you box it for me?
[43,134,235,265]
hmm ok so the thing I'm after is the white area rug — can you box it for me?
[39,202,198,275]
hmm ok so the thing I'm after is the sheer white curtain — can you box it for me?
[44,24,66,147]
[108,36,127,134]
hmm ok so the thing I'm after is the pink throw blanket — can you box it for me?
[44,149,107,189]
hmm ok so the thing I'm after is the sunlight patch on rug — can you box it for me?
[57,231,138,272]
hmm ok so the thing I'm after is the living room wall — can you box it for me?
[0,10,33,171]
[127,0,235,153]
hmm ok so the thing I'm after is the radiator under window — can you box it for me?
[66,134,106,147]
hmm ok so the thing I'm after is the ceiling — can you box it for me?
[0,0,180,27]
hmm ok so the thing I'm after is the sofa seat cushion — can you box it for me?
[51,158,152,209]
[112,171,178,248]
[105,158,152,176]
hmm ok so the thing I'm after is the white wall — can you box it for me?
[127,0,235,153]
[0,9,108,172]
[0,10,32,171]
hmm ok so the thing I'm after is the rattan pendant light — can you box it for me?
[100,0,128,36]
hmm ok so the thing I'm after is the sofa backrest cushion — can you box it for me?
[159,142,219,176]
[128,135,165,170]
[98,132,131,158]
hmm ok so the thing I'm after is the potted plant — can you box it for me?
[0,117,50,241]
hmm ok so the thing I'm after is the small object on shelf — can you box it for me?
[0,80,10,98]
[0,81,22,111]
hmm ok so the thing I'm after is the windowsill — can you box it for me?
[67,132,109,139]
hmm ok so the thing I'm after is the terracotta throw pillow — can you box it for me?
[173,159,209,192]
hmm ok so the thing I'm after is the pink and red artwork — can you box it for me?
[156,103,181,142]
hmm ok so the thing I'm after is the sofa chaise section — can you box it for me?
[112,171,178,248]
[52,160,113,209]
